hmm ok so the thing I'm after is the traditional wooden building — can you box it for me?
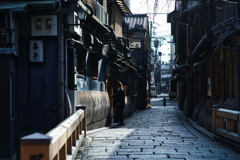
[0,1,64,159]
[0,0,139,159]
[168,0,239,132]
[124,14,151,109]
[76,0,137,127]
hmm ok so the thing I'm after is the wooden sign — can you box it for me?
[129,41,141,49]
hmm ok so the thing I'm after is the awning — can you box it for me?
[78,1,129,57]
[167,10,178,23]
[124,14,149,33]
[0,1,58,12]
[78,1,111,42]
[191,33,211,59]
[192,17,239,59]
[115,0,132,15]
[69,38,102,59]
[193,60,206,72]
[121,61,137,72]
[172,63,191,74]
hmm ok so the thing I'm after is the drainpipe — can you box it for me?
[58,14,65,121]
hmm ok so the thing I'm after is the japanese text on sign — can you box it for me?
[29,40,44,62]
[129,41,141,48]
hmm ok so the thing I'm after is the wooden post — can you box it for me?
[76,126,80,140]
[76,105,87,137]
[67,136,72,154]
[238,113,240,136]
[79,121,82,135]
[59,144,67,160]
[212,104,223,134]
[20,132,51,160]
[226,119,234,132]
[72,130,76,146]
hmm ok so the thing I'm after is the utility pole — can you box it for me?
[154,39,161,94]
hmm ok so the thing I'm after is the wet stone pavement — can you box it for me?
[77,95,240,160]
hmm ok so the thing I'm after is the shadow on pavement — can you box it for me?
[77,94,240,160]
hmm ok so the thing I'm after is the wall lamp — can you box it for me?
[127,52,132,58]
[77,8,88,20]
[77,4,93,21]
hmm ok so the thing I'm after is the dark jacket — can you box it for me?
[112,89,125,109]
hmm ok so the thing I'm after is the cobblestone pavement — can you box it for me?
[78,95,240,160]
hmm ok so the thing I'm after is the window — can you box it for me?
[86,51,99,79]
[96,2,108,25]
[92,57,99,80]
[77,49,87,76]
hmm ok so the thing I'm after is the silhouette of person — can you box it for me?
[112,81,125,125]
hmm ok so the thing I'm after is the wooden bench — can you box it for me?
[212,104,240,143]
[21,106,86,160]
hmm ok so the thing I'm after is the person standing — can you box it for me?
[112,81,125,125]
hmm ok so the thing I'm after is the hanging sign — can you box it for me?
[29,40,44,62]
[129,40,141,48]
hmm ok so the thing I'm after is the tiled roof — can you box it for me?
[124,14,149,32]
[115,0,132,15]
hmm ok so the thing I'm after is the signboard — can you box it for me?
[129,41,141,49]
[31,15,57,36]
[29,40,44,62]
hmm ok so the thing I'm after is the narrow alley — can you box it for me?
[78,95,240,160]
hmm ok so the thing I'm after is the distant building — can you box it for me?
[124,14,151,109]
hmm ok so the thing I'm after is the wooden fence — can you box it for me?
[212,104,240,143]
[20,106,86,160]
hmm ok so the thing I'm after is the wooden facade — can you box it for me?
[168,0,240,132]
[124,14,151,109]
[0,0,147,159]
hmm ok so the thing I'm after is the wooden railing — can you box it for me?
[212,104,240,143]
[20,106,86,160]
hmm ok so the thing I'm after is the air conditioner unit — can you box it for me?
[67,12,82,36]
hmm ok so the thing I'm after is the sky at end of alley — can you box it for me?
[128,0,175,62]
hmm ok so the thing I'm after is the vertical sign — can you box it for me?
[29,40,44,62]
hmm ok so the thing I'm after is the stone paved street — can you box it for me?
[77,95,240,160]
